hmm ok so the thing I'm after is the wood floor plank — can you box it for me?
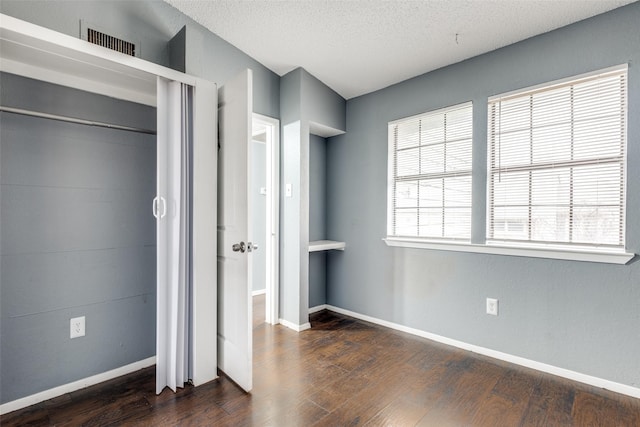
[572,389,640,426]
[2,303,639,426]
[468,367,539,426]
[415,359,504,426]
[307,372,373,412]
[519,376,576,427]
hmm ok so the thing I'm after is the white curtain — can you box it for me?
[155,78,193,394]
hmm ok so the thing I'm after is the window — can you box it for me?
[487,66,627,251]
[387,102,473,241]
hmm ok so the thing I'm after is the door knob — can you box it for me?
[232,242,246,253]
[247,242,258,252]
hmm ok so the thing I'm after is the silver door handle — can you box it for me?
[247,242,258,252]
[152,197,159,219]
[159,196,167,219]
[153,196,167,219]
[232,242,246,253]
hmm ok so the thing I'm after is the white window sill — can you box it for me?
[383,237,635,265]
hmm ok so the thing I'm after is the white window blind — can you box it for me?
[487,66,627,250]
[388,102,473,241]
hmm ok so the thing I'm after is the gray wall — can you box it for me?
[326,2,640,388]
[251,141,267,293]
[0,0,280,118]
[309,135,327,307]
[1,73,157,404]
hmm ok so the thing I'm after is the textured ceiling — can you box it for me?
[164,0,635,99]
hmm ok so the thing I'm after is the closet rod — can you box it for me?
[0,106,157,135]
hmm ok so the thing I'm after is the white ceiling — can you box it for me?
[164,0,635,99]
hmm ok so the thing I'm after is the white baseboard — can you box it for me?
[279,318,311,332]
[324,305,640,400]
[0,356,156,415]
[308,304,328,314]
[252,289,266,296]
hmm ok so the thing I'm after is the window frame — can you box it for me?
[386,101,473,243]
[486,65,628,252]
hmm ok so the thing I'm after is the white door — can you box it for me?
[217,69,253,391]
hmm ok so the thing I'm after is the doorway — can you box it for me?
[251,114,280,326]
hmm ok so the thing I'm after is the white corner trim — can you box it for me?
[325,305,640,400]
[383,238,635,265]
[0,356,156,415]
[252,289,267,296]
[309,304,328,314]
[279,318,311,332]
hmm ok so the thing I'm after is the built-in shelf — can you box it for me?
[309,240,346,252]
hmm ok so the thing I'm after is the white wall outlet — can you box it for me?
[70,316,85,339]
[260,187,267,195]
[486,298,499,316]
[285,183,292,198]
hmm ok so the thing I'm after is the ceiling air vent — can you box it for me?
[87,28,136,56]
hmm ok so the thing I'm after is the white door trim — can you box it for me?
[253,113,280,325]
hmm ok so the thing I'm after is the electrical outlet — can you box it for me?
[486,298,499,316]
[70,316,85,339]
[285,183,292,198]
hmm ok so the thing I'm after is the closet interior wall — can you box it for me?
[0,72,157,404]
[309,134,327,308]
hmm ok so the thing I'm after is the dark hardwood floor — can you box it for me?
[2,294,639,426]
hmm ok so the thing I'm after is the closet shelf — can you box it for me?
[309,240,346,252]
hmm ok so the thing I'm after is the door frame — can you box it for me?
[253,113,280,325]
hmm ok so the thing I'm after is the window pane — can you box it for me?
[495,97,530,133]
[530,168,570,207]
[573,114,623,160]
[446,140,472,172]
[491,206,528,240]
[444,176,472,207]
[397,147,419,176]
[531,122,572,165]
[491,171,529,207]
[395,121,420,150]
[573,206,621,245]
[444,207,471,239]
[418,179,442,208]
[395,181,418,208]
[493,129,530,168]
[446,107,473,141]
[531,206,569,242]
[418,208,442,238]
[422,115,444,145]
[573,164,622,206]
[395,209,417,236]
[420,144,444,174]
[531,87,571,128]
